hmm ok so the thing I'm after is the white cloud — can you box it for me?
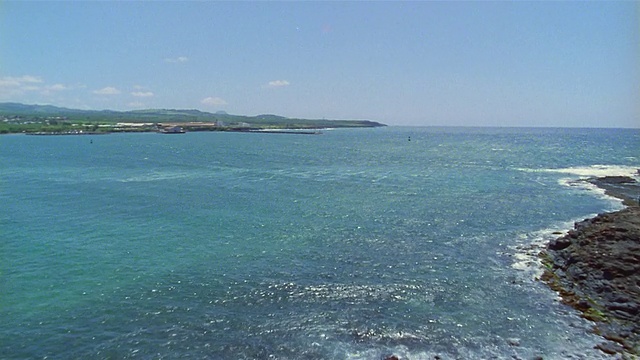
[201,96,228,106]
[0,75,80,101]
[0,75,42,88]
[131,91,154,97]
[48,84,67,91]
[165,56,189,63]
[93,86,121,95]
[21,75,43,83]
[0,75,44,98]
[40,83,69,96]
[266,80,290,88]
[127,101,146,108]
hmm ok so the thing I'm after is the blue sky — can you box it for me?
[1,1,638,127]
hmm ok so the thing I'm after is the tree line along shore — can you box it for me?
[0,102,385,135]
[1,120,383,135]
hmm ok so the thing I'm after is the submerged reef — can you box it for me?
[541,175,640,356]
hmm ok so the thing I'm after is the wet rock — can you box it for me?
[595,176,636,185]
[506,337,521,346]
[607,302,640,316]
[595,341,624,355]
[541,176,640,356]
[548,236,572,250]
[588,176,640,207]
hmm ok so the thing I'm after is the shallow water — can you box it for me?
[1,127,638,359]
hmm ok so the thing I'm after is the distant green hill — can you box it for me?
[0,103,386,129]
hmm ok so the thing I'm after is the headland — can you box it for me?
[0,102,386,135]
[541,175,640,356]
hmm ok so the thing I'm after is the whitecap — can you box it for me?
[508,219,579,280]
[518,164,638,208]
[118,170,203,183]
[517,164,639,178]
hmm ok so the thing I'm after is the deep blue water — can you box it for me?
[1,127,638,359]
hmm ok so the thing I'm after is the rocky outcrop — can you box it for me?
[541,176,640,356]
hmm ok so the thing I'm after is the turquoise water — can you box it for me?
[1,127,638,359]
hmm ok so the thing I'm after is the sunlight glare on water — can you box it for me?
[1,127,638,359]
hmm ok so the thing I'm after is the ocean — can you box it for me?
[1,127,638,359]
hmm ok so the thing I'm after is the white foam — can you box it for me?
[558,177,618,204]
[519,164,638,209]
[509,219,582,279]
[518,164,639,178]
[510,165,637,279]
[117,170,213,183]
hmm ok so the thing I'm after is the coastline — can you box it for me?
[16,127,332,136]
[540,175,640,356]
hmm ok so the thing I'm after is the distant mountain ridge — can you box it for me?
[0,102,218,118]
[0,102,103,114]
[0,102,385,128]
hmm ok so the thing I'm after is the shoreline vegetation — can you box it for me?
[0,102,386,135]
[541,175,640,356]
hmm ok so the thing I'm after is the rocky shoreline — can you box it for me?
[541,175,640,356]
